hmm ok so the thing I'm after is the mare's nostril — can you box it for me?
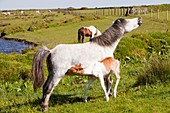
[138,17,142,20]
[138,17,142,26]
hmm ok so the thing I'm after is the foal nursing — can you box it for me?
[32,17,142,110]
[69,57,120,102]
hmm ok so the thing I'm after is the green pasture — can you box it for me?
[0,7,170,113]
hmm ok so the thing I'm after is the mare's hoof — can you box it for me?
[43,107,48,112]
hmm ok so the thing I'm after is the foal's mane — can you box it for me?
[90,24,124,47]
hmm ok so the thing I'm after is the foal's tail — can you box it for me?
[32,46,50,92]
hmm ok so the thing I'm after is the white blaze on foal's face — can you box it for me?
[124,17,142,32]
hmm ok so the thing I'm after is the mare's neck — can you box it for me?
[109,37,122,52]
[109,26,125,52]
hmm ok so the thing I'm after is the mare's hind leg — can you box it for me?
[41,67,66,111]
[41,75,62,111]
[84,76,95,102]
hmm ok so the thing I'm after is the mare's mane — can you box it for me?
[90,22,124,47]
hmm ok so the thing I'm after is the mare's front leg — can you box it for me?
[84,76,95,102]
[98,75,109,101]
[106,75,113,96]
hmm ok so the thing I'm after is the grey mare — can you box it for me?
[32,17,142,111]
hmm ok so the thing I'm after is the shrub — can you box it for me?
[3,25,25,35]
[27,20,48,32]
[79,7,89,10]
[134,57,170,86]
[0,52,34,82]
[79,14,101,21]
[131,32,170,55]
[115,37,147,60]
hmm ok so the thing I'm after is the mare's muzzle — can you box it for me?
[138,17,142,26]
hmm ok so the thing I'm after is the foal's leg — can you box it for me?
[112,61,120,98]
[113,71,120,98]
[98,75,109,101]
[84,76,95,102]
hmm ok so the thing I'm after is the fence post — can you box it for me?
[122,8,123,16]
[138,9,140,16]
[115,8,117,15]
[157,9,159,19]
[150,9,153,18]
[166,10,168,20]
[108,9,109,15]
[124,8,126,16]
[144,9,146,16]
[103,9,105,15]
[111,9,113,15]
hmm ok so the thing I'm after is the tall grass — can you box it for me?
[135,57,170,86]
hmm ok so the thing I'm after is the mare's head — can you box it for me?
[113,17,142,32]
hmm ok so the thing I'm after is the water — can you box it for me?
[0,38,35,54]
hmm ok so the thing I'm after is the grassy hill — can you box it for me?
[0,6,170,112]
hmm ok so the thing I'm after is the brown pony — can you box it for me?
[78,26,101,43]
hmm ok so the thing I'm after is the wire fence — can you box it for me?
[63,8,169,21]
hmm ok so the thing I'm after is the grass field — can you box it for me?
[0,7,170,113]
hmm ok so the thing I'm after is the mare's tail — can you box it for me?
[32,46,50,92]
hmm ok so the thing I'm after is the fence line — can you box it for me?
[62,8,169,21]
[166,10,168,20]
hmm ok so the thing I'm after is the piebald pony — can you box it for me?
[78,26,102,43]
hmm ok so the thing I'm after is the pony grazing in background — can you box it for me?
[69,57,120,102]
[32,17,142,111]
[78,26,102,43]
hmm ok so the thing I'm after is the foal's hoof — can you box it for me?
[106,97,109,102]
[84,99,87,103]
[113,93,117,98]
[109,92,113,96]
[41,104,49,112]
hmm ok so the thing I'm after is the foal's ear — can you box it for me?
[77,64,81,67]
